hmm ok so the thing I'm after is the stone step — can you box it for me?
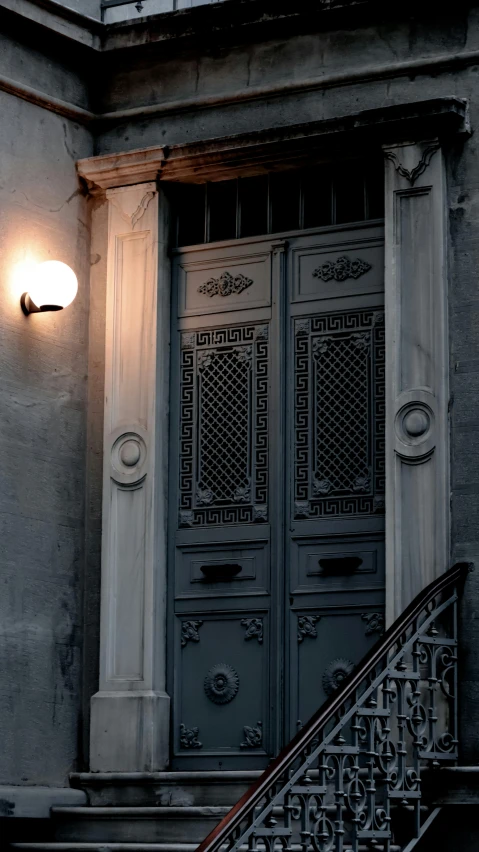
[51,806,229,844]
[11,845,402,852]
[11,845,200,852]
[70,772,262,808]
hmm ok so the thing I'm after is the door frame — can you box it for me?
[77,97,463,771]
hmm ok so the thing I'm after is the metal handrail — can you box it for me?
[197,562,470,852]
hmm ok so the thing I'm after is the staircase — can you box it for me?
[8,564,469,852]
[8,772,259,851]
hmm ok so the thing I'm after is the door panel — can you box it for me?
[175,612,269,765]
[169,223,385,768]
[177,244,272,317]
[290,536,385,595]
[292,607,385,733]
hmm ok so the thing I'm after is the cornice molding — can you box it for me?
[0,72,95,125]
[0,0,102,48]
[77,98,469,190]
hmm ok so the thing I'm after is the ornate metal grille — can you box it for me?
[198,349,251,504]
[197,563,467,852]
[179,325,269,527]
[294,309,385,518]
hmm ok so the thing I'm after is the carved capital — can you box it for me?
[383,141,440,186]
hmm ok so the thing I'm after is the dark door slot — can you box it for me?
[317,556,363,575]
[200,563,242,581]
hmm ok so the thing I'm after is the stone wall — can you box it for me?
[56,0,101,18]
[0,15,94,784]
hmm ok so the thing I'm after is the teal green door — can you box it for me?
[168,221,385,769]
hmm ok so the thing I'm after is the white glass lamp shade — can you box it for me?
[27,261,78,311]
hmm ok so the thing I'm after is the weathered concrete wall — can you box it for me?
[0,16,93,781]
[56,0,101,19]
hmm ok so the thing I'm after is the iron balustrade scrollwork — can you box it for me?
[196,563,469,852]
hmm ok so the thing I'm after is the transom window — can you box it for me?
[170,160,384,247]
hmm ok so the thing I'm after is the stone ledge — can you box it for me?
[431,767,479,805]
[78,97,469,190]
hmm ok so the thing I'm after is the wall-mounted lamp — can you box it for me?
[21,261,78,315]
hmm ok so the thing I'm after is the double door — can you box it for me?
[168,222,385,769]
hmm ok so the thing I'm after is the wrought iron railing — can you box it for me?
[197,563,469,852]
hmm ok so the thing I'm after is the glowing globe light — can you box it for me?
[21,261,78,314]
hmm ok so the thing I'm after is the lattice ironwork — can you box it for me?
[294,309,384,518]
[197,563,467,852]
[179,325,268,526]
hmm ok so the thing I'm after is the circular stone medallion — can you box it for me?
[120,439,141,467]
[204,663,239,705]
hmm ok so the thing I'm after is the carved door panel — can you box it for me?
[286,227,385,739]
[168,224,385,769]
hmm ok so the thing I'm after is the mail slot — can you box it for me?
[317,556,363,575]
[200,563,242,581]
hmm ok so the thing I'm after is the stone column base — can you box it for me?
[90,691,170,772]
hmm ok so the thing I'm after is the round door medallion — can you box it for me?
[322,658,355,696]
[204,663,239,705]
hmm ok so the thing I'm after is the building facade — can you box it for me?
[1,0,479,849]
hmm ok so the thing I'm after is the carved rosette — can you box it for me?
[313,256,371,282]
[362,612,385,636]
[322,658,355,696]
[204,663,239,705]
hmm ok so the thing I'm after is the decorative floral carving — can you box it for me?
[241,721,263,748]
[235,345,253,366]
[313,256,371,282]
[179,510,194,527]
[374,495,386,513]
[180,723,202,749]
[255,325,269,341]
[351,332,370,351]
[198,271,253,298]
[352,473,371,493]
[384,142,440,186]
[197,350,215,369]
[181,620,203,647]
[181,332,196,349]
[295,319,310,336]
[294,501,310,518]
[297,614,321,643]
[253,505,268,522]
[313,476,333,496]
[234,483,251,503]
[312,337,331,357]
[322,658,355,695]
[196,484,215,505]
[362,612,385,636]
[204,663,239,705]
[241,617,263,643]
